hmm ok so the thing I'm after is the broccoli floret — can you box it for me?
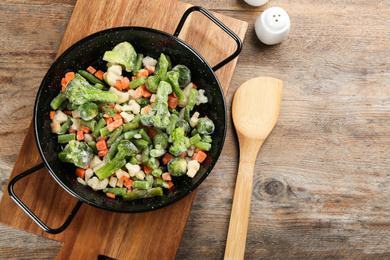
[65,78,118,105]
[58,140,93,168]
[167,157,187,176]
[169,127,190,156]
[172,65,191,88]
[140,81,172,129]
[166,71,184,100]
[103,42,137,72]
[95,140,138,180]
[78,102,98,120]
[145,53,169,93]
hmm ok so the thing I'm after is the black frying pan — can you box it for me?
[8,6,242,234]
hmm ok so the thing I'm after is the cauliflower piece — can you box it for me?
[115,169,130,180]
[114,104,122,113]
[120,112,134,123]
[135,154,142,165]
[187,144,196,157]
[195,89,208,106]
[109,176,118,188]
[109,87,129,104]
[84,134,94,143]
[128,89,137,100]
[53,110,68,124]
[77,177,86,185]
[128,99,141,114]
[150,94,157,103]
[89,155,102,169]
[177,83,193,107]
[87,177,109,191]
[71,118,81,131]
[136,170,146,180]
[187,160,200,178]
[142,56,158,67]
[116,179,124,188]
[71,110,80,119]
[93,160,107,172]
[50,121,61,134]
[104,64,123,86]
[125,163,141,177]
[189,111,200,128]
[85,169,94,183]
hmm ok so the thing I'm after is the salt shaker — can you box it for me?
[255,7,290,45]
[243,0,269,6]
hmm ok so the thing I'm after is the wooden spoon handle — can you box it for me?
[224,141,261,260]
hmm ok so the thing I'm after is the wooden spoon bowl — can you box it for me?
[224,77,283,259]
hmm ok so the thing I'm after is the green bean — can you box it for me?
[100,126,111,137]
[94,83,104,90]
[184,107,191,122]
[93,118,106,138]
[123,122,139,132]
[107,126,123,147]
[57,100,68,111]
[122,187,163,201]
[88,141,98,154]
[145,174,154,186]
[103,105,116,118]
[166,114,178,135]
[142,145,150,163]
[132,181,152,190]
[201,135,213,143]
[191,128,198,137]
[190,134,202,144]
[132,139,149,150]
[103,187,127,196]
[80,119,97,131]
[151,168,162,177]
[133,114,141,124]
[150,148,166,158]
[78,70,105,85]
[106,135,125,162]
[130,76,147,89]
[58,117,73,135]
[50,92,67,110]
[139,128,152,144]
[132,53,144,75]
[124,129,139,140]
[186,88,198,111]
[128,156,138,165]
[66,102,79,111]
[153,178,169,189]
[58,133,75,143]
[194,141,211,151]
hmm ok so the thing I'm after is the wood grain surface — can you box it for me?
[1,0,390,259]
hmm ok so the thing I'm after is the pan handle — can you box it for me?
[7,163,83,234]
[173,6,243,72]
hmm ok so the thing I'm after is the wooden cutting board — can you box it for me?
[0,0,247,259]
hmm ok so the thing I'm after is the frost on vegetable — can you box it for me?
[78,102,98,120]
[140,81,172,129]
[145,53,169,93]
[103,42,137,72]
[58,140,94,168]
[167,157,188,176]
[65,78,118,105]
[172,65,191,88]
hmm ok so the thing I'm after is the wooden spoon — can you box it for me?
[224,77,283,260]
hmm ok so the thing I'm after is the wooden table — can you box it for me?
[1,0,390,259]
